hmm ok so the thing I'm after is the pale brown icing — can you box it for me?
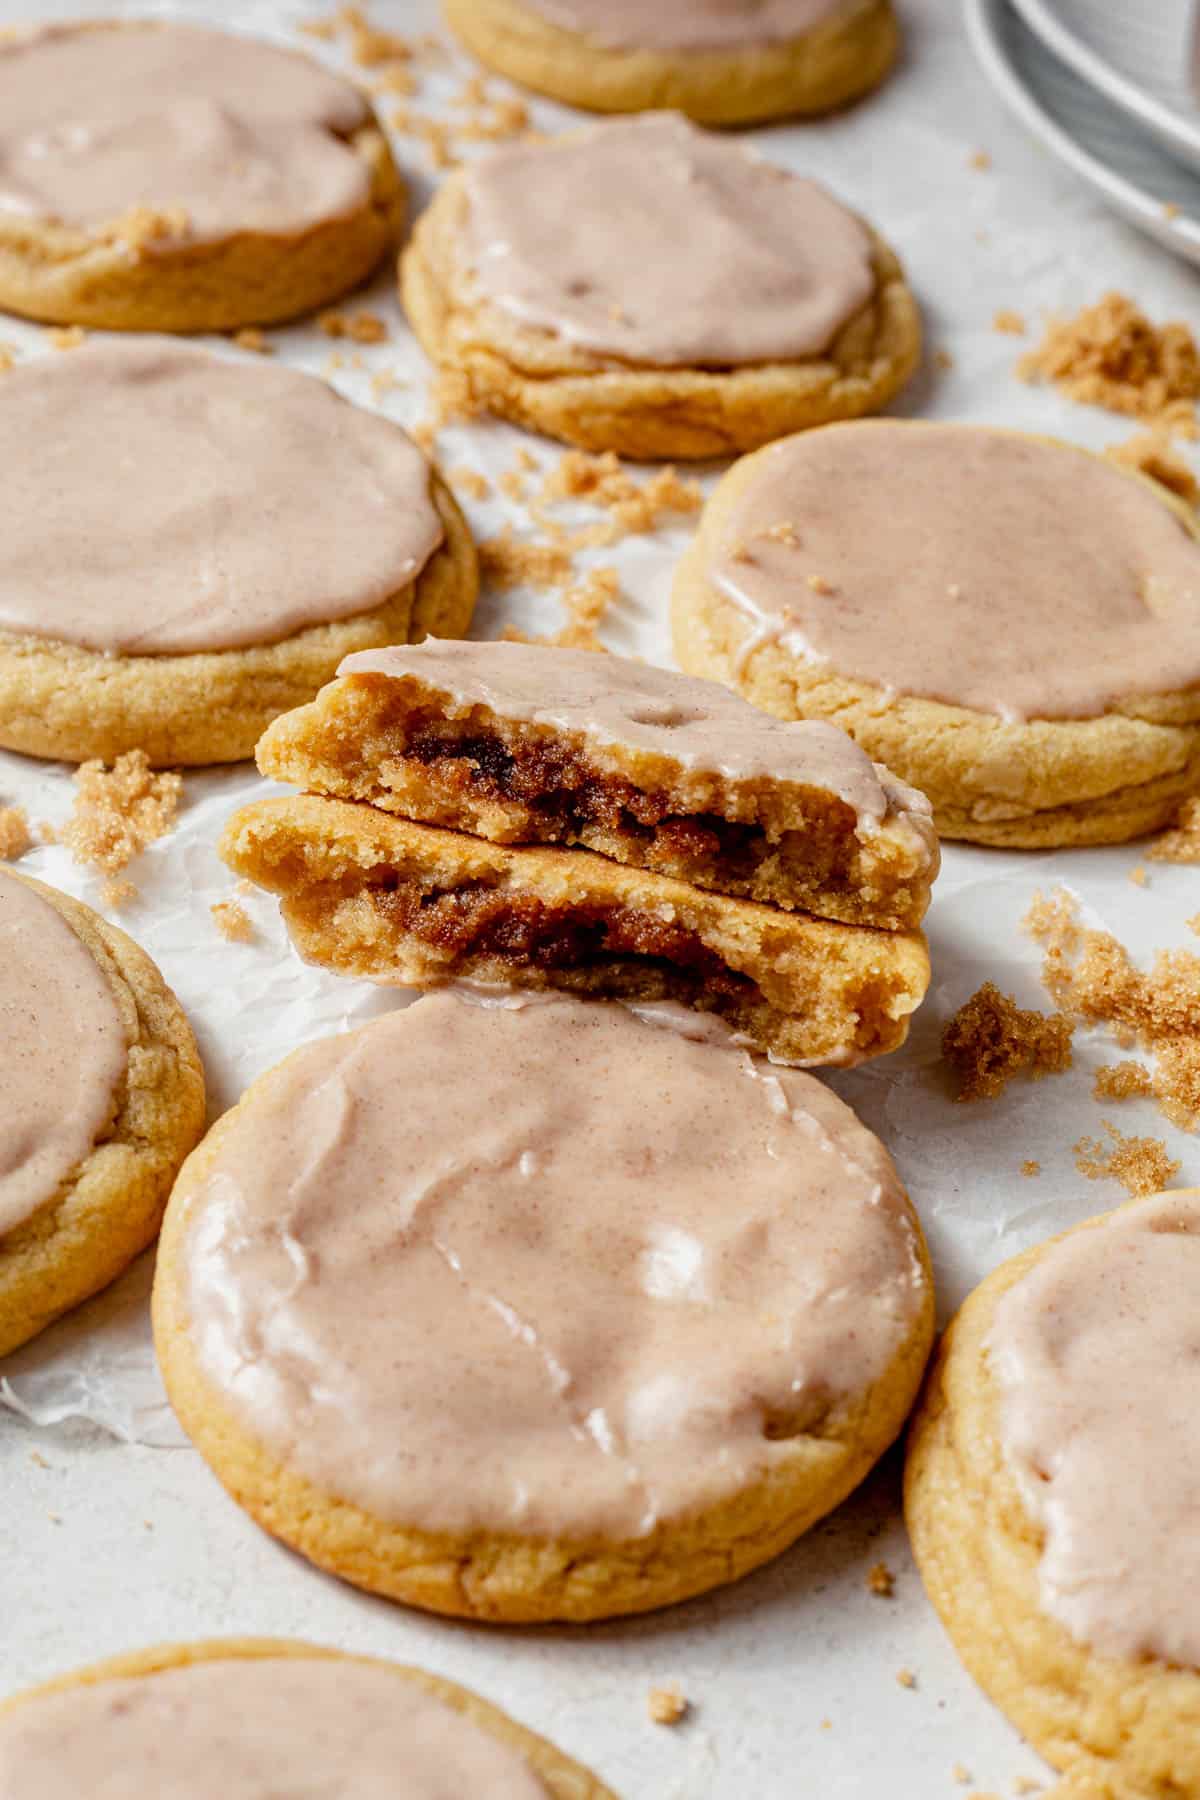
[0,871,127,1240]
[0,1658,548,1797]
[989,1193,1200,1668]
[0,341,443,657]
[709,422,1200,723]
[183,991,927,1540]
[523,0,848,51]
[461,114,873,367]
[0,23,371,243]
[338,638,936,845]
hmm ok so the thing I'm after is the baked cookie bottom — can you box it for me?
[0,124,404,332]
[219,795,929,1067]
[0,475,477,767]
[154,1165,934,1623]
[905,1204,1200,1800]
[257,668,936,930]
[0,874,205,1359]
[441,0,899,125]
[400,187,920,460]
[671,555,1200,849]
[0,1639,615,1798]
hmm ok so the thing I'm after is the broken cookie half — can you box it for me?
[227,641,936,1065]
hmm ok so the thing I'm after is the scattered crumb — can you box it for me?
[819,1719,831,1730]
[1017,293,1200,436]
[0,343,16,374]
[970,149,991,170]
[317,308,389,344]
[536,449,701,541]
[953,1767,972,1787]
[896,1668,917,1690]
[806,573,835,595]
[499,467,530,503]
[646,1684,689,1727]
[448,465,491,501]
[1093,1060,1154,1101]
[1129,864,1149,887]
[231,326,271,354]
[866,1561,895,1598]
[412,366,485,452]
[369,367,405,402]
[1188,913,1200,936]
[763,521,801,547]
[1106,426,1199,503]
[993,309,1026,335]
[503,567,620,653]
[1013,1780,1042,1796]
[45,325,86,351]
[1164,202,1182,221]
[942,981,1074,1101]
[0,804,31,861]
[1150,796,1200,861]
[60,751,181,902]
[481,526,575,593]
[390,106,459,168]
[934,348,955,371]
[1020,1159,1041,1178]
[1074,1122,1180,1197]
[211,899,255,944]
[29,1450,48,1469]
[47,1512,61,1525]
[36,820,56,846]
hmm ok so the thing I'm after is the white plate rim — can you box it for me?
[1006,0,1200,169]
[964,0,1200,260]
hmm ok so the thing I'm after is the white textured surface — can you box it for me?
[1,2,1199,1794]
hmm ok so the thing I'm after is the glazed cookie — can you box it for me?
[0,341,477,766]
[0,1639,613,1797]
[0,20,403,331]
[154,992,934,1621]
[401,112,919,459]
[0,867,204,1358]
[906,1193,1200,1800]
[673,421,1200,846]
[257,638,939,928]
[442,0,899,125]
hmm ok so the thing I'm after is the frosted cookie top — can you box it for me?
[459,113,874,367]
[0,871,127,1238]
[0,342,443,657]
[338,638,933,833]
[0,22,372,242]
[522,0,851,51]
[183,992,928,1541]
[989,1192,1200,1668]
[0,1657,548,1798]
[706,421,1200,723]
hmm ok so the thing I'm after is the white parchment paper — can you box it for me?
[1,2,1197,1792]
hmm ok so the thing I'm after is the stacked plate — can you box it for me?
[966,0,1200,265]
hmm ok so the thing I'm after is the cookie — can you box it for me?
[0,1639,613,1798]
[673,421,1200,846]
[257,638,939,929]
[154,991,934,1621]
[0,867,204,1358]
[220,793,930,1067]
[0,20,403,331]
[400,113,919,460]
[905,1192,1200,1800]
[442,0,899,125]
[0,341,477,767]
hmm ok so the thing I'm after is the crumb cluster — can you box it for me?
[866,1561,895,1598]
[318,308,389,344]
[942,980,1073,1101]
[231,326,271,354]
[211,899,255,944]
[1074,1122,1180,1198]
[1106,427,1198,504]
[1017,292,1200,436]
[60,751,182,907]
[0,805,31,861]
[45,325,86,351]
[1150,796,1200,862]
[646,1684,689,1726]
[992,309,1025,336]
[502,567,620,653]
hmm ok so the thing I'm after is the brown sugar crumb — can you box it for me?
[866,1561,895,1598]
[1013,1780,1043,1796]
[1021,1159,1041,1178]
[231,326,271,354]
[1094,1060,1154,1101]
[942,981,1074,1101]
[45,325,86,351]
[0,343,16,374]
[1017,292,1200,436]
[806,573,835,596]
[317,308,389,344]
[480,526,575,593]
[1150,796,1200,862]
[1164,202,1182,221]
[953,1768,972,1787]
[211,899,255,944]
[537,450,702,540]
[390,106,458,169]
[993,309,1026,335]
[1074,1122,1180,1197]
[1106,427,1199,504]
[499,468,530,503]
[448,466,491,502]
[413,367,485,453]
[503,567,620,654]
[0,805,31,861]
[896,1668,917,1690]
[1129,864,1149,887]
[646,1684,689,1727]
[60,751,182,901]
[970,149,991,170]
[934,348,955,371]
